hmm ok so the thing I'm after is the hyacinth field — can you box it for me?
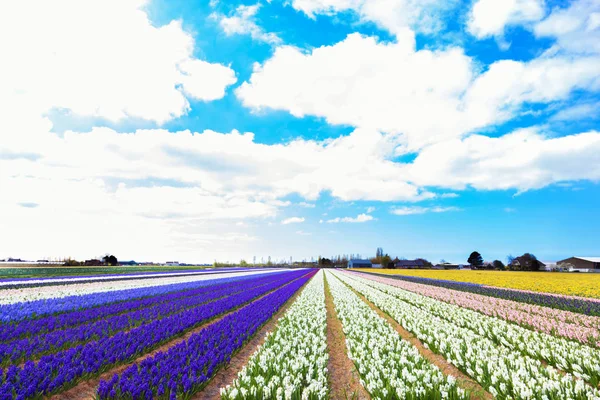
[1,268,600,399]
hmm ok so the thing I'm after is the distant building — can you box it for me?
[541,261,558,271]
[348,259,372,268]
[394,259,425,269]
[165,261,180,266]
[510,256,546,270]
[84,259,103,266]
[557,257,600,271]
[434,263,463,269]
[372,263,382,268]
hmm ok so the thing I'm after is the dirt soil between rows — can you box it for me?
[338,271,492,400]
[324,274,371,400]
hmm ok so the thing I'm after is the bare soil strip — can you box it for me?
[324,274,371,400]
[51,272,312,400]
[340,275,492,400]
[194,273,313,399]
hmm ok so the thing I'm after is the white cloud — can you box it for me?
[550,102,600,121]
[504,207,517,213]
[534,0,600,54]
[406,128,600,191]
[326,213,374,223]
[281,216,305,224]
[212,4,281,44]
[295,230,312,235]
[467,0,546,40]
[290,0,459,37]
[391,206,460,215]
[440,193,459,198]
[298,202,316,208]
[366,206,376,213]
[238,33,600,151]
[237,34,474,150]
[0,0,236,125]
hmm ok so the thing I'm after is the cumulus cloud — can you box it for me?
[237,33,600,151]
[326,213,374,223]
[534,0,600,55]
[0,0,236,125]
[391,206,460,215]
[212,3,281,44]
[406,128,600,191]
[282,217,305,224]
[467,0,546,40]
[290,0,459,37]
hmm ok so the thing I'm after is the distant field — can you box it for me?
[357,268,600,299]
[0,265,213,279]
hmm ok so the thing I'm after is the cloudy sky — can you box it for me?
[1,0,599,264]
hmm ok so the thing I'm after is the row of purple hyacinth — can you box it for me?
[0,268,257,290]
[0,270,287,322]
[0,267,251,284]
[98,270,316,399]
[0,271,283,340]
[0,272,293,367]
[0,270,308,399]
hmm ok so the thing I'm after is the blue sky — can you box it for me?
[0,0,599,264]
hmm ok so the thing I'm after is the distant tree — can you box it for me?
[63,258,82,266]
[467,251,483,269]
[519,253,542,271]
[102,255,118,266]
[239,259,248,267]
[318,257,333,267]
[492,260,505,270]
[507,254,515,265]
[375,247,384,263]
[381,254,392,269]
[439,259,447,264]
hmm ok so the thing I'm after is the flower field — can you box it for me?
[1,267,600,399]
[357,269,600,299]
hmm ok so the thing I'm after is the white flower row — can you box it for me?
[333,271,600,400]
[0,269,290,304]
[351,272,600,386]
[325,270,467,400]
[221,270,329,400]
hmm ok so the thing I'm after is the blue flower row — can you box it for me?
[0,270,308,399]
[0,270,287,322]
[0,272,292,367]
[98,270,316,399]
[0,271,279,342]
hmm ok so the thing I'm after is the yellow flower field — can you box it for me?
[355,269,600,299]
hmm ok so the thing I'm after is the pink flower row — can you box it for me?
[352,271,600,346]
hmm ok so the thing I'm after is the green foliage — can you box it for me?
[468,251,484,268]
[492,260,506,270]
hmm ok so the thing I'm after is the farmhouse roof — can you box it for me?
[395,259,425,267]
[350,259,372,263]
[574,257,600,262]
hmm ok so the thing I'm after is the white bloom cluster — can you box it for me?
[352,272,600,386]
[221,270,329,400]
[334,271,600,400]
[325,271,467,400]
